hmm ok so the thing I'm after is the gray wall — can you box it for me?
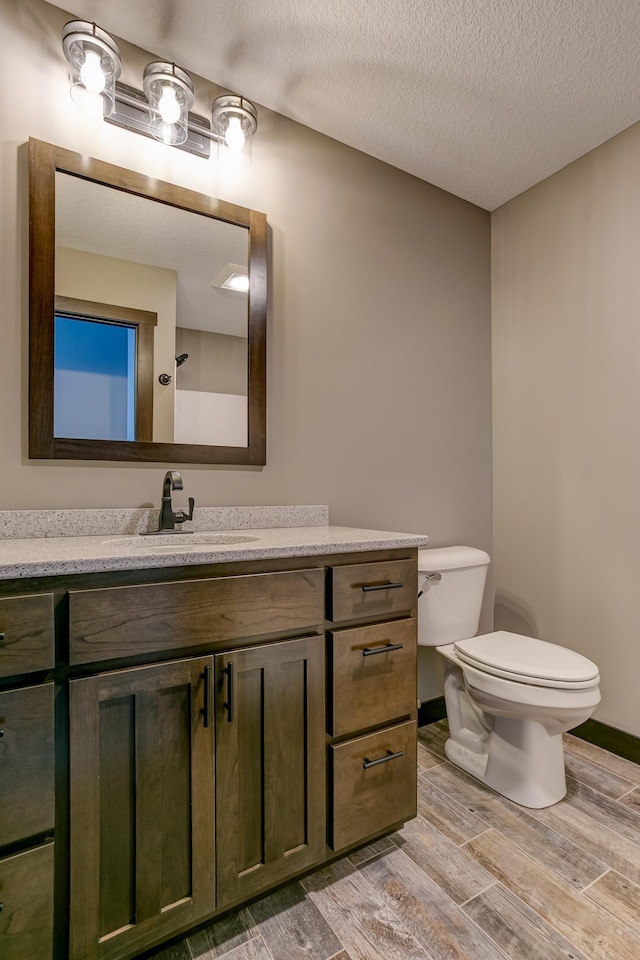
[175,329,247,396]
[492,121,640,736]
[1,0,492,702]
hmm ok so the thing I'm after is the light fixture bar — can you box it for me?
[62,20,258,166]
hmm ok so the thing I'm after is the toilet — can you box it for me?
[418,546,600,808]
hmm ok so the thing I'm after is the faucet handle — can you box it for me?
[174,497,195,526]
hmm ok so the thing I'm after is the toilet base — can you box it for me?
[444,716,567,808]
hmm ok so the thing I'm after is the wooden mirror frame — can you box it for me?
[29,138,267,464]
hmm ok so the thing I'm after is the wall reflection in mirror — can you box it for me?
[54,173,249,447]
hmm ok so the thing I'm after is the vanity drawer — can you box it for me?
[0,683,55,847]
[0,593,54,679]
[330,719,417,851]
[69,568,324,664]
[328,559,417,623]
[329,618,416,737]
[0,842,55,960]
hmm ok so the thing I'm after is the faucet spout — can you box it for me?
[163,470,183,497]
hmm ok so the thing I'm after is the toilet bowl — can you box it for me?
[418,547,601,808]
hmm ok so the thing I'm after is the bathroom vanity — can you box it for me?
[0,511,427,960]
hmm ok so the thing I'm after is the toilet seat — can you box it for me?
[453,631,600,690]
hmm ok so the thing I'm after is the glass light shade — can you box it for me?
[143,62,194,146]
[62,21,121,118]
[212,96,257,169]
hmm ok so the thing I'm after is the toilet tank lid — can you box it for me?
[418,545,490,573]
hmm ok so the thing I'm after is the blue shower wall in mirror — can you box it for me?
[54,316,136,440]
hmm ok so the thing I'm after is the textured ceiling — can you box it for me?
[56,173,249,337]
[48,0,640,209]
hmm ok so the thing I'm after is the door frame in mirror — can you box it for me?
[29,138,267,464]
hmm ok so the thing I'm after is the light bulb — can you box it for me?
[80,49,106,94]
[158,85,181,124]
[225,116,246,151]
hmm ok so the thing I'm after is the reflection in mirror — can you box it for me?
[29,138,267,464]
[54,295,156,441]
[55,173,249,447]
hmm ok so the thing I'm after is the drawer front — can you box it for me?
[329,619,416,737]
[0,593,54,679]
[69,568,324,664]
[0,842,54,960]
[330,720,416,851]
[0,684,55,847]
[329,559,417,623]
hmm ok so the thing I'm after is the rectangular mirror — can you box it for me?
[29,138,267,464]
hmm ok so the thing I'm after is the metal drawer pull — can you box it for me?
[223,662,234,723]
[0,632,4,641]
[200,666,212,728]
[362,642,404,657]
[363,749,404,769]
[361,582,404,593]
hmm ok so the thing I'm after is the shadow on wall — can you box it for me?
[494,592,539,638]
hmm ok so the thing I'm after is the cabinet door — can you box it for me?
[215,636,325,908]
[0,843,54,960]
[69,657,215,960]
[0,683,55,847]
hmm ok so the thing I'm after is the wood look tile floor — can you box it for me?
[152,722,640,960]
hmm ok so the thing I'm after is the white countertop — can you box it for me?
[0,524,429,580]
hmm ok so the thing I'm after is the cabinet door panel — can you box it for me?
[0,593,54,678]
[329,560,417,622]
[329,618,416,736]
[69,570,324,664]
[330,719,417,851]
[215,636,325,908]
[69,657,215,960]
[0,843,54,960]
[0,682,55,847]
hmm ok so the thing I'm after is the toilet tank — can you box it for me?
[417,546,491,647]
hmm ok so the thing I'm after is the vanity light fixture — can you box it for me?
[62,20,258,166]
[62,20,122,118]
[143,62,194,146]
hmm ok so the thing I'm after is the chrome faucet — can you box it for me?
[158,470,195,533]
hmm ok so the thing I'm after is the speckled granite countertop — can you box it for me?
[0,507,428,579]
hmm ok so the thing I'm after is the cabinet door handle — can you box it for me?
[362,642,404,657]
[361,582,403,592]
[223,662,234,723]
[201,665,212,728]
[363,749,404,769]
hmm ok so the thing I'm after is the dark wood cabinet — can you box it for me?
[330,720,417,850]
[329,618,416,737]
[327,559,418,852]
[0,593,54,678]
[68,569,324,665]
[0,683,55,848]
[215,635,325,908]
[0,596,56,960]
[0,843,54,960]
[1,546,418,960]
[68,657,215,960]
[328,559,417,622]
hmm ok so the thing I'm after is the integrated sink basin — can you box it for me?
[103,533,260,550]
